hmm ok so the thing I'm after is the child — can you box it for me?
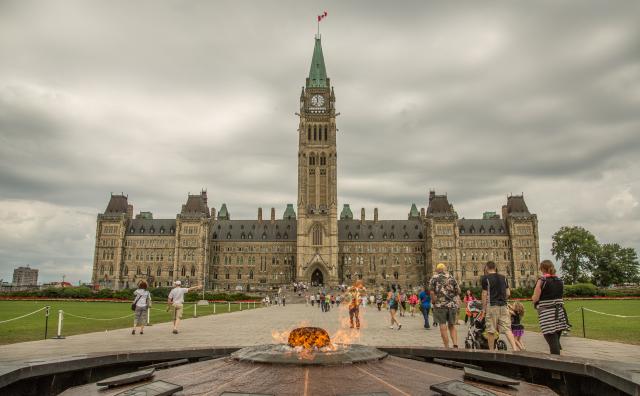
[509,302,526,350]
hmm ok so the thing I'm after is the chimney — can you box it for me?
[211,207,216,219]
[420,208,425,218]
[429,190,436,201]
[374,208,378,222]
[127,204,134,219]
[258,207,263,222]
[270,207,275,222]
[501,205,508,219]
[361,208,365,222]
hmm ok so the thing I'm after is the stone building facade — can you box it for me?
[92,35,540,291]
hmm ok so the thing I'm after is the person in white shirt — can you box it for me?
[167,280,202,334]
[132,281,151,335]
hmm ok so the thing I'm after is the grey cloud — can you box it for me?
[1,0,639,281]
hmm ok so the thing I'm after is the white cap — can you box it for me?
[174,280,181,286]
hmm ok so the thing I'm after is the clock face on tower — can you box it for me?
[310,94,325,107]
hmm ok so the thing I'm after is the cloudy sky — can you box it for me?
[1,1,639,284]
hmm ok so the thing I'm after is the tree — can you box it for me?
[593,244,640,287]
[551,226,599,284]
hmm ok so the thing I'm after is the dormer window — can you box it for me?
[160,227,165,234]
[226,232,231,239]
[130,227,135,233]
[140,227,145,234]
[150,227,155,234]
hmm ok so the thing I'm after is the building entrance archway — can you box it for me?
[311,268,324,287]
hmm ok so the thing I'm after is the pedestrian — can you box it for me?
[282,295,286,307]
[408,292,418,317]
[305,293,309,306]
[375,292,383,311]
[509,302,526,350]
[330,294,336,307]
[418,286,431,329]
[336,294,341,307]
[399,288,406,317]
[131,281,151,335]
[320,293,326,312]
[531,260,569,355]
[167,281,202,334]
[480,261,519,351]
[429,263,460,348]
[387,285,402,330]
[310,293,315,307]
[463,290,476,324]
[348,280,366,329]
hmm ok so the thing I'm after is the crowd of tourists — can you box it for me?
[129,259,569,356]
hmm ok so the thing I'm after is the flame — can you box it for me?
[288,327,331,349]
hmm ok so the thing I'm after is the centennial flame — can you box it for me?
[287,327,331,349]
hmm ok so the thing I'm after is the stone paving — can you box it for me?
[1,303,639,365]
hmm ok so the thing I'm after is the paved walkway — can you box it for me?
[1,303,639,365]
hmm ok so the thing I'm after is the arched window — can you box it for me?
[314,125,317,140]
[225,270,230,279]
[393,271,399,280]
[324,125,327,140]
[313,224,323,246]
[109,265,114,275]
[308,126,311,141]
[262,232,267,240]
[237,270,242,279]
[136,266,141,275]
[191,266,196,276]
[146,266,151,276]
[249,270,254,280]
[181,266,186,276]
[100,265,105,274]
[123,265,129,276]
[156,267,161,276]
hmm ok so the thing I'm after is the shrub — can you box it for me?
[510,287,534,299]
[95,288,114,298]
[564,283,598,297]
[597,287,640,297]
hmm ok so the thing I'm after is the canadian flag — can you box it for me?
[317,11,328,22]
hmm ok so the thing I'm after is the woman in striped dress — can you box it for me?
[531,260,569,354]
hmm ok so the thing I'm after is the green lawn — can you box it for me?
[0,300,259,345]
[460,299,640,345]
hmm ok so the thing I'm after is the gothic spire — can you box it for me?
[307,36,328,88]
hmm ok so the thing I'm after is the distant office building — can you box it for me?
[12,266,39,286]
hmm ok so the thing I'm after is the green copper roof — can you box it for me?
[307,37,328,88]
[283,204,296,220]
[483,211,499,219]
[340,204,353,220]
[408,203,420,219]
[218,203,230,220]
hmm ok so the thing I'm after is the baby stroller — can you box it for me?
[464,300,507,350]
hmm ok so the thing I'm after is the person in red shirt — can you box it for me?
[463,289,476,324]
[408,293,419,317]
